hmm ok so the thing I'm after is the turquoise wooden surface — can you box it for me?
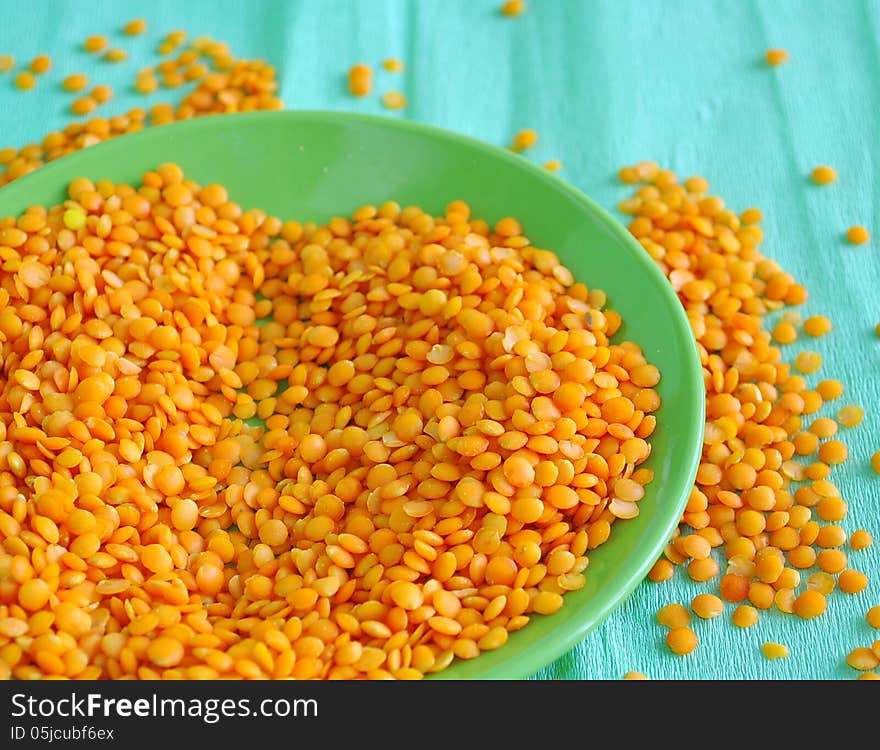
[1,0,878,679]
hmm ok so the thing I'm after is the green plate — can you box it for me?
[0,111,704,679]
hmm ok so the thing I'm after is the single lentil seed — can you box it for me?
[124,18,148,35]
[847,226,870,244]
[512,129,538,152]
[501,0,526,15]
[765,49,789,66]
[348,64,372,96]
[837,404,864,428]
[30,55,51,74]
[15,71,36,90]
[666,627,698,655]
[382,58,404,73]
[62,73,89,92]
[851,530,873,550]
[762,642,789,660]
[656,603,690,629]
[382,91,406,110]
[731,605,758,628]
[811,166,837,184]
[84,35,108,52]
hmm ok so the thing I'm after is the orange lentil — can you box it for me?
[691,594,723,619]
[30,55,51,74]
[382,91,407,110]
[867,607,880,629]
[762,642,789,660]
[71,96,97,116]
[512,129,538,152]
[772,321,797,344]
[817,549,848,574]
[817,440,848,465]
[666,627,698,655]
[873,451,880,474]
[648,559,674,583]
[544,160,562,172]
[811,166,837,185]
[795,351,822,374]
[383,58,404,73]
[0,54,13,72]
[809,417,838,439]
[847,226,870,244]
[84,35,108,52]
[792,590,827,620]
[348,64,372,96]
[837,404,864,428]
[501,0,526,15]
[838,569,869,594]
[623,671,648,680]
[104,48,127,63]
[92,85,113,104]
[124,18,148,35]
[62,73,89,92]
[15,71,36,90]
[851,530,873,550]
[765,49,789,66]
[803,315,832,336]
[731,605,759,629]
[656,603,690,629]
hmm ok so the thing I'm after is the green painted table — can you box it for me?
[1,0,878,679]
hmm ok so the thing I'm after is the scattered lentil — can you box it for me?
[501,1,526,16]
[30,55,52,74]
[762,642,789,659]
[348,64,372,96]
[847,648,880,671]
[70,96,97,116]
[731,605,758,628]
[382,58,404,73]
[666,627,698,655]
[837,405,864,428]
[14,71,36,90]
[811,166,837,185]
[851,530,873,550]
[839,569,869,594]
[104,48,128,63]
[62,73,89,92]
[648,559,674,582]
[512,129,538,152]
[691,594,724,619]
[847,226,870,244]
[657,603,690,629]
[803,315,832,337]
[84,35,109,53]
[124,18,148,35]
[381,91,406,110]
[765,49,789,66]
